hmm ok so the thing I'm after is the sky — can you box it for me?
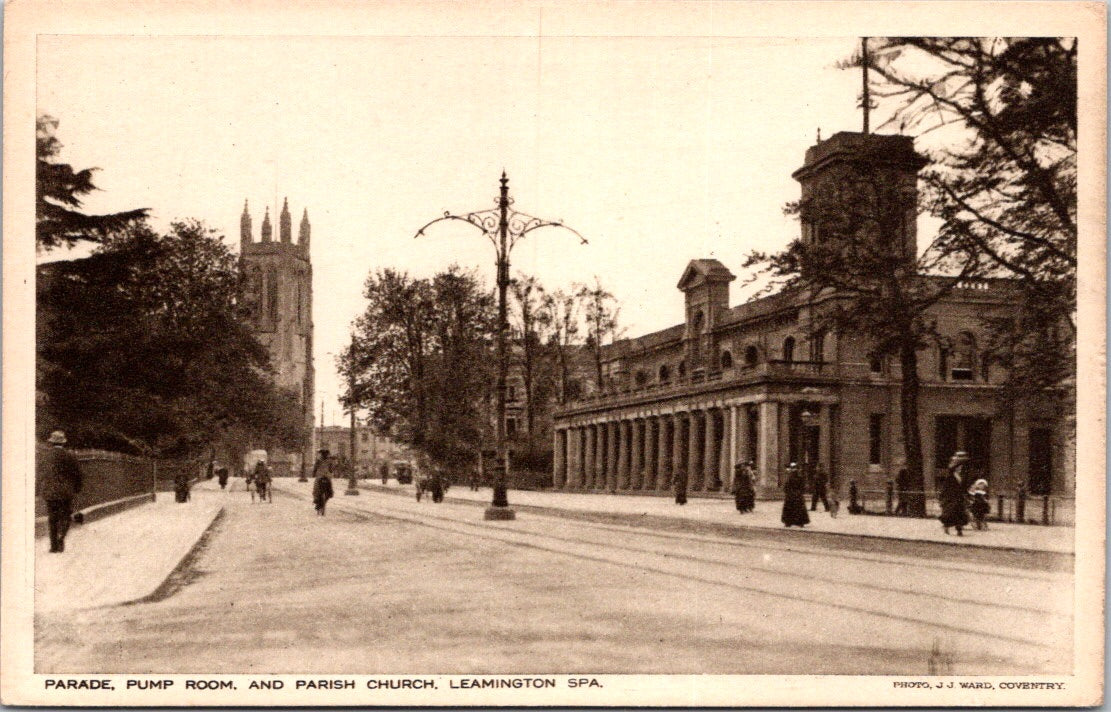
[37,33,885,424]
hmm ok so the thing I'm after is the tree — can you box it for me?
[744,162,987,516]
[37,220,303,456]
[36,115,149,250]
[862,38,1076,395]
[542,288,581,404]
[510,273,557,450]
[342,266,495,471]
[576,278,622,393]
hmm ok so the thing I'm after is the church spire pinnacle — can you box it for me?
[298,208,311,249]
[240,199,252,247]
[261,206,272,242]
[279,197,292,243]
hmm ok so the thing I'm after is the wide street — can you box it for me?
[35,479,1073,675]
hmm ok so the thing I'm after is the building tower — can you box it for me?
[790,132,927,270]
[239,198,315,477]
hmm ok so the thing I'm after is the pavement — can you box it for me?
[33,475,1071,616]
[34,481,225,612]
[37,480,1074,675]
[361,479,1075,555]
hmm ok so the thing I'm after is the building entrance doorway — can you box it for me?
[1028,428,1053,495]
[934,415,992,487]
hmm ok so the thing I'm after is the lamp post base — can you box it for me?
[345,478,360,496]
[484,506,516,521]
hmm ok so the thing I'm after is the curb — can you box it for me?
[358,482,1073,570]
[125,505,226,605]
[35,492,156,538]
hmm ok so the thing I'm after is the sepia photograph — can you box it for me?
[2,1,1104,707]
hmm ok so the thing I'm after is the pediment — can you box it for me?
[676,259,735,291]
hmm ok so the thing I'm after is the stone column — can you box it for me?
[617,422,626,488]
[672,413,686,489]
[725,405,738,492]
[736,405,752,472]
[606,421,619,491]
[818,403,832,472]
[553,428,567,488]
[704,408,720,492]
[658,416,673,489]
[630,419,644,489]
[597,423,608,489]
[687,410,703,491]
[644,417,659,490]
[758,401,780,489]
[571,427,584,489]
[583,425,596,489]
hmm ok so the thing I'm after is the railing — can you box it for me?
[850,487,1074,526]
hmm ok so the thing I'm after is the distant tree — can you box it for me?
[576,278,622,392]
[510,273,557,448]
[861,38,1076,396]
[37,220,303,456]
[342,266,495,471]
[36,115,149,251]
[542,288,581,404]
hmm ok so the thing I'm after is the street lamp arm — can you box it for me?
[413,211,500,249]
[509,213,589,251]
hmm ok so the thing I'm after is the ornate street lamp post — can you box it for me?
[415,172,586,520]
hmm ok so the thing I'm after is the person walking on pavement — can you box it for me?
[38,430,83,553]
[217,465,230,490]
[968,478,990,531]
[733,461,756,513]
[781,463,810,528]
[174,470,192,503]
[251,460,271,503]
[939,451,971,536]
[810,462,830,512]
[312,456,334,516]
[673,469,688,505]
[894,467,911,515]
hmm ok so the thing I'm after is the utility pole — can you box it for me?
[415,172,586,520]
[861,36,871,135]
[345,334,360,495]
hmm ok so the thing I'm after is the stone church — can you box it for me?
[552,131,1070,505]
[239,198,315,477]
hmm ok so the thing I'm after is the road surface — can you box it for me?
[36,480,1072,674]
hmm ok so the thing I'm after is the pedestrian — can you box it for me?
[848,479,863,514]
[938,451,971,536]
[810,462,830,512]
[894,467,910,515]
[251,461,271,502]
[968,478,990,531]
[733,461,755,513]
[312,459,334,516]
[174,471,192,503]
[380,462,388,486]
[38,430,83,553]
[780,463,810,527]
[673,469,688,505]
[217,465,229,490]
[431,473,445,503]
[206,460,215,480]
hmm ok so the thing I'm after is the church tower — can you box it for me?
[239,198,315,477]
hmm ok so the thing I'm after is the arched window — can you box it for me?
[266,268,279,323]
[720,350,733,369]
[810,332,825,363]
[295,272,304,327]
[677,360,686,377]
[744,345,759,367]
[782,336,795,363]
[658,364,670,383]
[951,332,976,380]
[634,370,648,387]
[691,311,705,364]
[246,266,263,321]
[938,341,950,379]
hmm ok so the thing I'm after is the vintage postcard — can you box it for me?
[2,0,1105,707]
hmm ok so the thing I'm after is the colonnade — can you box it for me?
[553,400,834,496]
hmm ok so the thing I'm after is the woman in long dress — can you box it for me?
[938,452,971,536]
[780,463,810,527]
[733,461,756,513]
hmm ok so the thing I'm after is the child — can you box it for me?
[313,466,334,516]
[968,478,990,531]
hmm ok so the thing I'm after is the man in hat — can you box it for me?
[37,430,83,553]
